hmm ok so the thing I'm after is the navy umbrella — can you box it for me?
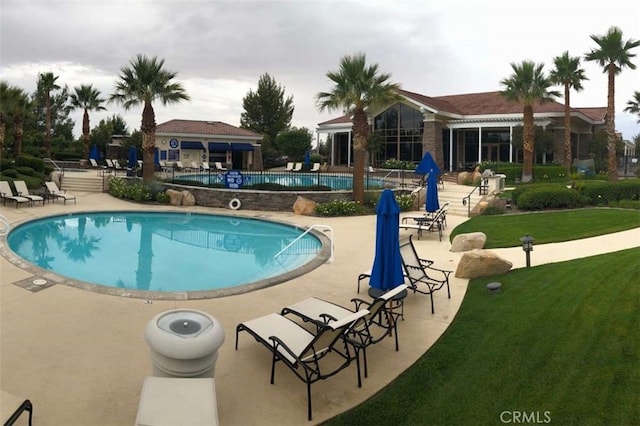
[415,152,441,213]
[128,146,138,168]
[369,189,405,292]
[304,150,311,169]
[153,148,160,165]
[89,144,100,160]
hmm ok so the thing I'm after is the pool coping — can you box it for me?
[0,209,333,300]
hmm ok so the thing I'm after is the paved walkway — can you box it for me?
[0,189,638,425]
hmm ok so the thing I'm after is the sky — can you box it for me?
[1,0,639,142]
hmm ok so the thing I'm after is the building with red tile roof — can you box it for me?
[155,119,263,169]
[317,89,607,171]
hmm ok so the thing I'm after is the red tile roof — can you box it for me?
[156,119,262,138]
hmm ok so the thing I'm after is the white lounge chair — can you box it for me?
[285,162,295,171]
[214,162,227,171]
[235,309,368,421]
[90,158,109,175]
[191,161,199,171]
[175,161,186,170]
[292,162,302,172]
[281,285,407,387]
[310,162,320,172]
[44,181,76,205]
[399,205,447,241]
[201,162,211,171]
[13,181,44,206]
[0,181,30,208]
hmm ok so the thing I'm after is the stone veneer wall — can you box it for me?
[158,182,355,211]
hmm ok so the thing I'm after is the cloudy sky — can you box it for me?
[1,0,639,141]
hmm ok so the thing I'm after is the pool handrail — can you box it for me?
[274,224,334,263]
[0,214,10,235]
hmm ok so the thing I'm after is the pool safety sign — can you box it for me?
[225,170,244,189]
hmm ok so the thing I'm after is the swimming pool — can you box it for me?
[6,211,329,298]
[182,171,391,190]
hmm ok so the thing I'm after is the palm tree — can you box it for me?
[316,53,401,203]
[0,83,30,159]
[585,26,640,181]
[624,91,640,122]
[109,54,190,183]
[69,84,106,161]
[500,61,559,182]
[550,52,588,175]
[37,72,60,158]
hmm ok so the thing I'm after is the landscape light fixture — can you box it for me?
[520,235,535,268]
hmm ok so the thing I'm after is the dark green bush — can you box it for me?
[16,166,35,176]
[108,177,151,202]
[155,192,170,204]
[2,169,18,178]
[516,186,583,210]
[575,180,640,205]
[15,156,45,173]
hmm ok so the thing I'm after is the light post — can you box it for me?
[520,235,535,268]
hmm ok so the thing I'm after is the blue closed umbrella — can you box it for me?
[89,144,100,161]
[304,150,311,169]
[128,146,138,168]
[369,189,405,291]
[154,148,160,165]
[415,152,441,213]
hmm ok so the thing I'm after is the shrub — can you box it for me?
[381,158,416,170]
[155,192,170,204]
[315,199,366,216]
[1,169,18,178]
[516,186,583,210]
[575,180,640,205]
[16,166,35,177]
[15,156,45,173]
[108,177,151,202]
[395,194,414,212]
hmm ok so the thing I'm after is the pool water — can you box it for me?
[7,212,323,294]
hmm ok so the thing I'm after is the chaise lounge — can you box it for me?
[14,180,44,206]
[0,181,30,208]
[44,181,77,205]
[235,309,368,421]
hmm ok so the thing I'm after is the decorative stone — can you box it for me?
[181,190,196,206]
[293,196,316,215]
[457,171,470,185]
[450,232,487,252]
[486,281,502,293]
[455,249,513,279]
[166,189,183,206]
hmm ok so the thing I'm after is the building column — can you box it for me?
[422,114,444,170]
[509,126,513,163]
[449,128,453,172]
[477,126,482,163]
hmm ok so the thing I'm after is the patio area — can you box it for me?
[0,191,470,425]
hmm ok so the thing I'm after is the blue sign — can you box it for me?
[225,170,244,189]
[169,138,179,149]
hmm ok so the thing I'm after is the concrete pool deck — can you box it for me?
[1,189,639,425]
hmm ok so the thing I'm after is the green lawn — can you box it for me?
[450,208,640,248]
[325,209,640,425]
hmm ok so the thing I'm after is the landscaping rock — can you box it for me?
[181,190,196,206]
[293,196,316,215]
[166,189,183,206]
[457,171,470,185]
[450,232,487,252]
[455,249,513,278]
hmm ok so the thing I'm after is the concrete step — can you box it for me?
[59,175,105,193]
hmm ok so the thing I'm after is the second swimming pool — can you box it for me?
[6,211,327,298]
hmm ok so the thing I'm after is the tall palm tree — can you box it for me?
[37,72,60,158]
[550,52,588,175]
[316,53,401,203]
[624,91,640,122]
[69,84,106,161]
[585,26,640,181]
[0,82,30,159]
[500,61,559,182]
[109,54,190,183]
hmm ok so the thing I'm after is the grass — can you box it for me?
[326,248,640,425]
[325,209,640,425]
[450,208,640,248]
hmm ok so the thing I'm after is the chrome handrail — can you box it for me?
[462,186,480,217]
[43,158,63,173]
[274,224,334,263]
[0,214,10,235]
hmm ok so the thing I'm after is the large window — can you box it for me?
[373,103,424,164]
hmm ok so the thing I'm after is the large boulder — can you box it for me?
[293,196,316,215]
[181,190,196,206]
[450,232,487,252]
[457,171,470,185]
[166,189,183,206]
[455,249,512,278]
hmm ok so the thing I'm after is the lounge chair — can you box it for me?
[0,181,30,208]
[44,181,76,205]
[399,205,447,240]
[281,285,407,387]
[191,161,199,171]
[214,162,227,171]
[175,161,186,170]
[400,235,452,314]
[285,162,294,171]
[310,162,320,172]
[235,309,368,421]
[105,158,114,169]
[1,390,33,426]
[90,158,110,175]
[292,163,302,172]
[137,160,143,169]
[13,181,44,206]
[112,159,126,175]
[402,202,449,231]
[201,162,211,171]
